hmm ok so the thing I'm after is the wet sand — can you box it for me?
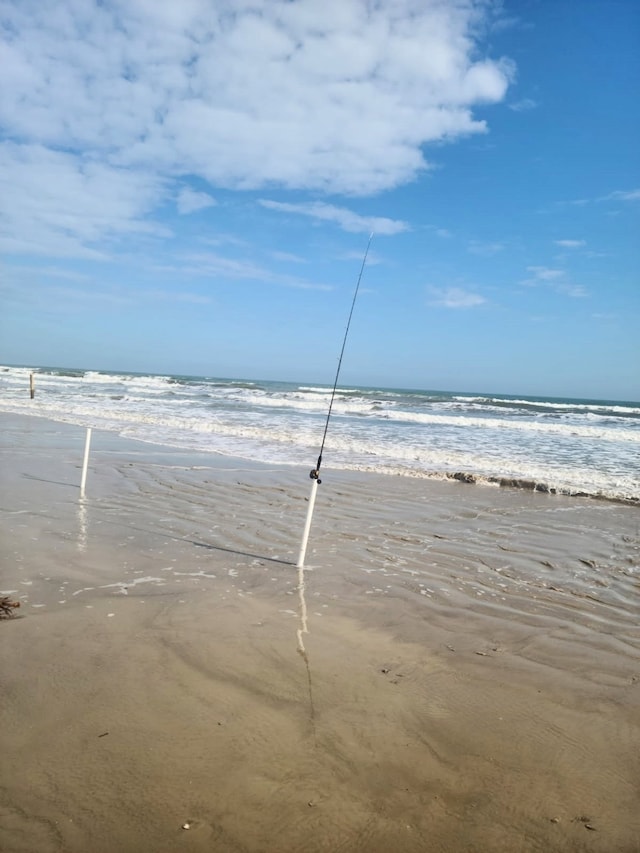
[1,413,639,853]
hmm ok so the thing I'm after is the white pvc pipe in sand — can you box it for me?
[80,427,92,498]
[296,477,319,568]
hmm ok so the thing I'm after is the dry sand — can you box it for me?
[1,413,639,853]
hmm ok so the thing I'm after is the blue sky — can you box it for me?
[1,0,638,400]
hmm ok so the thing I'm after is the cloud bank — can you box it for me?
[0,0,512,257]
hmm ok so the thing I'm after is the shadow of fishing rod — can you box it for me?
[76,505,293,566]
[23,473,79,489]
[189,537,293,566]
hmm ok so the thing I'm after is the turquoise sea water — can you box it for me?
[1,364,638,504]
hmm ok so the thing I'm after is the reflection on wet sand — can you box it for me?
[76,499,88,552]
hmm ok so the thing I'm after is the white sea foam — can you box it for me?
[1,365,638,503]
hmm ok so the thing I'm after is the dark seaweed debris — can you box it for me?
[447,472,639,506]
[0,596,20,619]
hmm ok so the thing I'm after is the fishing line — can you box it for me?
[310,232,373,484]
[294,232,373,741]
[296,233,373,569]
[296,234,373,746]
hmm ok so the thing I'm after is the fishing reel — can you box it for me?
[309,468,322,484]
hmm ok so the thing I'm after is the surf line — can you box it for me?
[296,231,373,572]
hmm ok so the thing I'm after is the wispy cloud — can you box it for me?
[526,266,564,281]
[340,249,383,266]
[554,239,586,248]
[9,265,92,283]
[270,250,306,264]
[176,188,217,215]
[429,287,486,308]
[522,266,587,298]
[173,251,332,291]
[564,187,640,206]
[146,289,213,305]
[423,225,453,238]
[258,200,409,235]
[468,240,505,255]
[602,189,640,202]
[0,143,168,259]
[179,252,274,281]
[1,278,133,312]
[558,283,587,298]
[199,234,247,249]
[2,266,214,311]
[508,98,537,112]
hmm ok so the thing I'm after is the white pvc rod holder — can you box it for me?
[80,427,92,498]
[296,477,319,568]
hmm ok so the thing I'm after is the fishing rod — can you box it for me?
[296,232,373,569]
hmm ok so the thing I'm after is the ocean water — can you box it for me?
[1,364,638,504]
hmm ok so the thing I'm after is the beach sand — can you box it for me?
[1,413,639,853]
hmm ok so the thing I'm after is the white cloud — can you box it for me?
[558,283,587,298]
[526,266,564,281]
[176,188,217,215]
[429,287,486,308]
[603,189,640,202]
[11,265,92,283]
[270,250,306,264]
[2,272,213,311]
[565,188,640,206]
[199,234,247,248]
[173,251,331,290]
[468,240,505,255]
[340,248,383,266]
[180,251,269,281]
[508,97,537,112]
[146,288,213,304]
[0,142,167,258]
[0,265,151,321]
[554,239,586,248]
[258,200,408,235]
[0,0,513,257]
[522,266,587,298]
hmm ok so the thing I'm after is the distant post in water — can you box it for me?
[80,428,92,498]
[30,371,35,399]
